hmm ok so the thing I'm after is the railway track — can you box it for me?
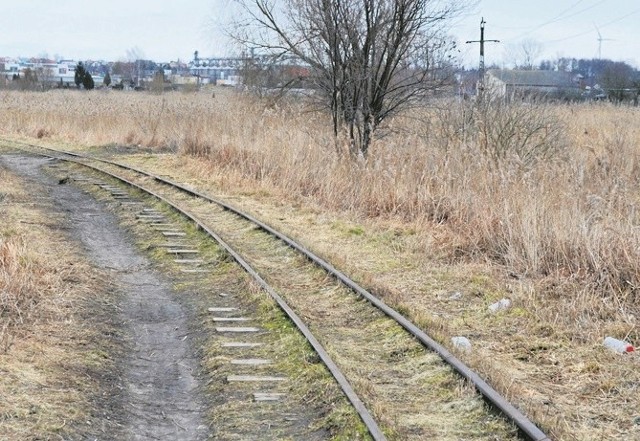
[2,140,550,441]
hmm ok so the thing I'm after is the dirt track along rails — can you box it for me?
[7,140,550,441]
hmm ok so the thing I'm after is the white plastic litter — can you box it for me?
[603,336,635,354]
[451,336,471,351]
[488,298,511,313]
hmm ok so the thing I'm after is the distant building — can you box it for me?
[485,69,583,100]
[188,51,311,87]
[1,58,78,87]
[189,57,244,86]
[54,60,77,86]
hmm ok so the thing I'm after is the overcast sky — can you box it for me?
[0,0,638,67]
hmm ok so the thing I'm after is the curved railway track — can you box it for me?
[2,140,550,441]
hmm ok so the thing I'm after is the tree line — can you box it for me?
[538,57,640,103]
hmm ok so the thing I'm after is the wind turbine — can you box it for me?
[595,24,614,59]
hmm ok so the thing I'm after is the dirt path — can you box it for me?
[1,155,207,440]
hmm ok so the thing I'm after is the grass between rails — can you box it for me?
[0,160,122,440]
[1,89,640,439]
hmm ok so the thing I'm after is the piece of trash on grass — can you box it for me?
[488,298,511,313]
[451,336,471,351]
[603,336,634,354]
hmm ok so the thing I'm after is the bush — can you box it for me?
[472,94,566,167]
[74,62,94,90]
[83,72,94,90]
[74,62,85,88]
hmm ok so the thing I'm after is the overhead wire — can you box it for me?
[509,0,607,41]
[545,6,640,44]
[491,0,588,31]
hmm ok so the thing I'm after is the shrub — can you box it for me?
[83,72,94,90]
[471,94,566,167]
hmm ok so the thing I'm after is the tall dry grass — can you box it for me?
[2,89,638,306]
[0,169,63,351]
[2,88,640,439]
[0,237,43,350]
[0,167,73,354]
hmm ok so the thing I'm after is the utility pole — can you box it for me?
[466,18,500,95]
[194,50,200,90]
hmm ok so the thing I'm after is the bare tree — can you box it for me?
[599,61,635,103]
[504,38,543,70]
[233,0,466,157]
[18,68,38,91]
[520,39,543,70]
[38,66,56,90]
[126,47,146,87]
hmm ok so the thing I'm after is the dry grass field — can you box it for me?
[1,88,639,440]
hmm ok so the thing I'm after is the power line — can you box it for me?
[544,7,640,44]
[510,0,607,41]
[475,1,589,32]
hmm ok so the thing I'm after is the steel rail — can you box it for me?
[8,140,550,441]
[12,145,388,441]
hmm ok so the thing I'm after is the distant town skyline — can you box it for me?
[0,1,638,67]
